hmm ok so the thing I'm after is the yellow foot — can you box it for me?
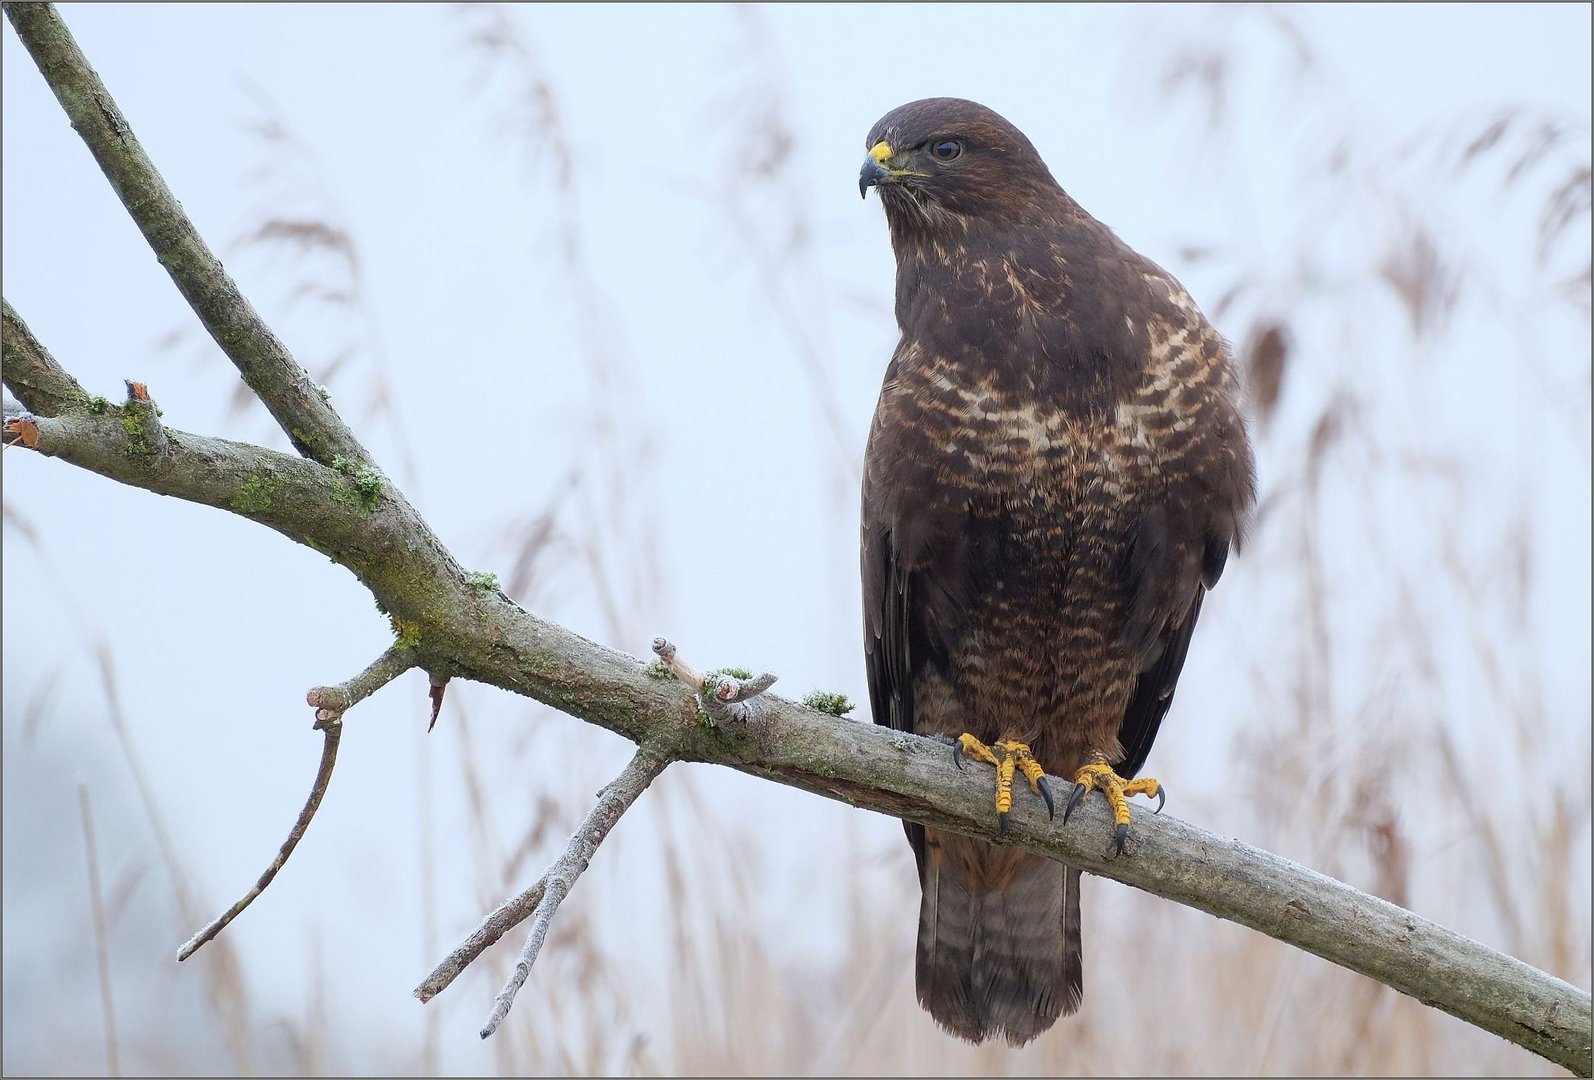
[952,734,1056,835]
[1063,755,1166,855]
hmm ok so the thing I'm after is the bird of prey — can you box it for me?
[859,98,1255,1046]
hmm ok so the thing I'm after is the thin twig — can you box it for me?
[178,649,415,960]
[177,716,344,961]
[77,780,120,1077]
[305,646,418,719]
[650,636,704,690]
[3,1,369,467]
[412,881,546,1005]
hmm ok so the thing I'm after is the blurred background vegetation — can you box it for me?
[3,4,1588,1076]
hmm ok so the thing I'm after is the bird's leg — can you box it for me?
[1063,753,1166,855]
[952,734,1056,835]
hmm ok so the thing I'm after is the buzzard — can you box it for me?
[859,98,1255,1046]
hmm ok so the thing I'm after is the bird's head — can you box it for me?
[859,98,1062,230]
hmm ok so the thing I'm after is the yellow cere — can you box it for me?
[869,140,894,165]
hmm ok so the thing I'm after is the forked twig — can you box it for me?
[412,881,548,1006]
[652,636,779,723]
[477,743,670,1037]
[413,742,671,1035]
[3,0,369,467]
[420,636,776,1024]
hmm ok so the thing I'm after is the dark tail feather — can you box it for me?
[1063,865,1084,1008]
[916,831,1084,1046]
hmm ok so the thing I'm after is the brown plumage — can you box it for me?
[859,98,1255,1046]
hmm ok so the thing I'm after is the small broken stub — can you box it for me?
[3,416,40,448]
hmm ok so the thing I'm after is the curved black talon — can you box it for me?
[1152,785,1166,814]
[998,810,1010,837]
[1063,781,1088,824]
[1036,775,1056,820]
[952,742,965,770]
[1113,822,1128,856]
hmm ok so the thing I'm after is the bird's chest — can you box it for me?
[879,364,1157,528]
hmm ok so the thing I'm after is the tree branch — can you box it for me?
[2,1,368,467]
[468,743,673,1037]
[1,295,470,620]
[306,647,418,720]
[2,298,86,416]
[4,5,1589,1073]
[173,647,417,962]
[176,714,344,963]
[413,882,547,1008]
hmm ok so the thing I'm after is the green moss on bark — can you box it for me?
[328,456,383,515]
[230,475,280,513]
[390,616,423,650]
[801,691,855,717]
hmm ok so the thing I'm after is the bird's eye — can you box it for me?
[931,139,963,161]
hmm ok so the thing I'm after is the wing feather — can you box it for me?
[1116,504,1238,778]
[863,515,928,875]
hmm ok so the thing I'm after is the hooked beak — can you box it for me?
[859,140,895,199]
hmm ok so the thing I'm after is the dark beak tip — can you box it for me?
[859,158,890,200]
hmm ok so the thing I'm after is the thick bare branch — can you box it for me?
[2,299,86,416]
[1,295,470,621]
[0,392,357,561]
[2,1,368,467]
